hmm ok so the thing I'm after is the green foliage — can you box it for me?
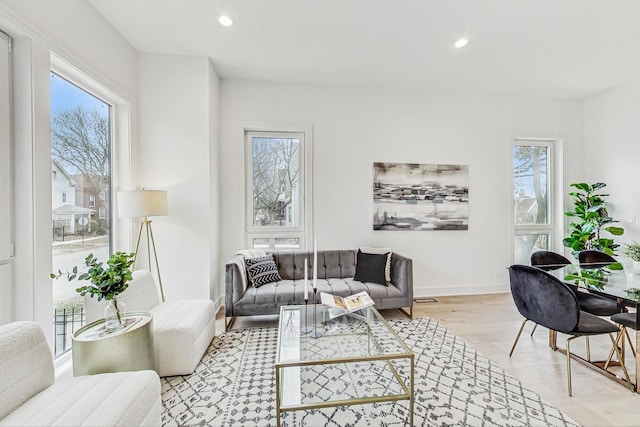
[625,288,640,301]
[51,252,135,301]
[564,264,622,291]
[563,182,624,257]
[623,241,640,262]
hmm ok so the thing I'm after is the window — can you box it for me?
[50,71,112,356]
[245,124,313,250]
[52,170,57,180]
[513,139,560,264]
[0,31,11,326]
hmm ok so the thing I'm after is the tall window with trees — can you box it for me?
[245,128,311,250]
[513,139,557,264]
[50,71,112,356]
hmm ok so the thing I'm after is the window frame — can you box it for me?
[243,122,313,250]
[511,137,564,263]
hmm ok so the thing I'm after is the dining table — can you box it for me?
[535,260,640,392]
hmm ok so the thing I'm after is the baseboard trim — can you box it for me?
[413,282,509,298]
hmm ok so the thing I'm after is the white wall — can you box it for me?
[584,82,640,247]
[137,53,220,301]
[0,0,136,96]
[220,81,584,296]
[208,60,222,305]
[0,1,137,340]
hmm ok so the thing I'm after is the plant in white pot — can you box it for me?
[623,242,640,275]
[51,251,135,330]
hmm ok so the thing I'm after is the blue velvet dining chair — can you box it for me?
[508,264,632,396]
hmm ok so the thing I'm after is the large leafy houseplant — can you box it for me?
[51,252,135,327]
[563,182,624,289]
[563,182,624,255]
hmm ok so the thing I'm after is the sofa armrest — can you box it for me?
[390,253,413,301]
[0,322,55,421]
[225,255,249,317]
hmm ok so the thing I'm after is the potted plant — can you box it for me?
[563,182,624,255]
[51,251,135,330]
[623,241,640,274]
[563,182,624,289]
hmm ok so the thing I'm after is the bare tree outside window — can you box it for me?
[251,137,300,227]
[50,72,112,357]
[513,143,553,264]
[51,106,110,213]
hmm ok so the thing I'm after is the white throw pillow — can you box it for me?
[235,249,267,258]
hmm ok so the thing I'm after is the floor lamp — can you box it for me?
[118,189,168,302]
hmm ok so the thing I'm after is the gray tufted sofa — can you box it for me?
[225,250,413,329]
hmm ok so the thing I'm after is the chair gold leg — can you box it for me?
[604,328,624,370]
[624,327,636,357]
[549,330,558,351]
[530,323,538,337]
[510,319,528,357]
[566,336,574,396]
[608,333,634,391]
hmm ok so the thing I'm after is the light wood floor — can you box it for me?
[218,294,640,426]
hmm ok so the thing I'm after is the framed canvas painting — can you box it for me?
[373,162,469,231]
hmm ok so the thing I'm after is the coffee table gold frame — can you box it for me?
[275,305,414,426]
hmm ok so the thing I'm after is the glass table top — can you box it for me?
[533,262,640,304]
[276,304,412,365]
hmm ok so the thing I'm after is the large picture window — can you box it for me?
[513,139,559,264]
[245,125,312,250]
[50,71,112,356]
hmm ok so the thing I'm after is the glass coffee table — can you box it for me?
[275,304,414,426]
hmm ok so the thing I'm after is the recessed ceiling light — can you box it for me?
[454,38,469,48]
[219,15,233,27]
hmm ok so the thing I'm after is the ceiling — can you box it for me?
[89,0,640,100]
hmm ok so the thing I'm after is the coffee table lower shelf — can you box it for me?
[275,358,414,426]
[274,305,414,426]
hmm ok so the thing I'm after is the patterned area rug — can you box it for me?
[161,317,579,426]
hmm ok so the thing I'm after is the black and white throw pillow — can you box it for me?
[245,254,282,287]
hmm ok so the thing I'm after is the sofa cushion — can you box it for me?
[246,254,282,287]
[354,250,388,286]
[0,321,55,421]
[150,299,216,377]
[0,370,161,427]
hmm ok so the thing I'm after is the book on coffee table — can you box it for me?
[320,291,375,319]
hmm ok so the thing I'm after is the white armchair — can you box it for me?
[87,270,216,377]
[0,321,161,426]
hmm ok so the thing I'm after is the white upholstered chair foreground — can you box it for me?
[0,321,161,427]
[88,270,217,377]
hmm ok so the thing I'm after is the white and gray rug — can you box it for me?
[161,317,579,426]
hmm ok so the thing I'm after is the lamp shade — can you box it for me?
[118,190,168,218]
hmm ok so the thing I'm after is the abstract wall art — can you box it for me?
[373,162,469,231]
